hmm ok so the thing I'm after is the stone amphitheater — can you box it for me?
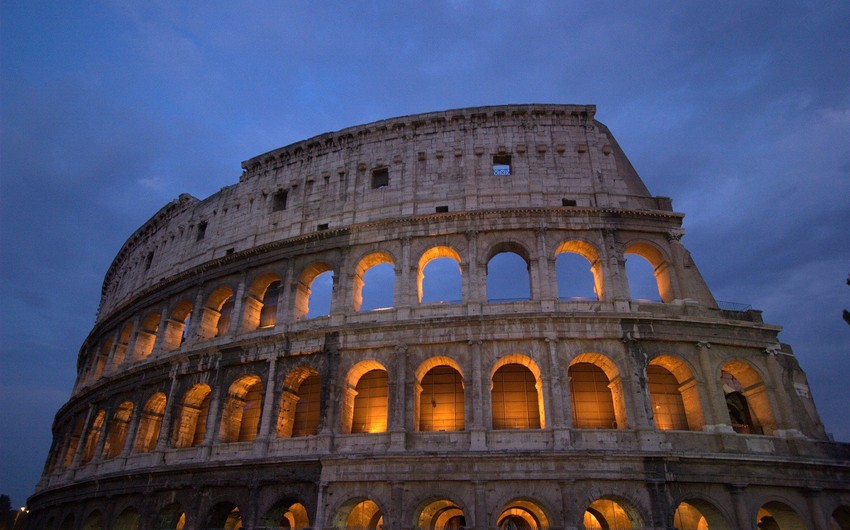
[29,104,850,530]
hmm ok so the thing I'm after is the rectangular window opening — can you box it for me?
[562,198,577,207]
[371,167,389,189]
[272,190,288,212]
[196,222,207,242]
[435,205,449,213]
[317,223,329,231]
[144,252,154,271]
[492,154,512,176]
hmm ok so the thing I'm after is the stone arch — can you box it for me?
[81,509,103,530]
[198,286,236,339]
[418,246,463,304]
[134,391,167,453]
[495,497,551,530]
[278,366,322,438]
[353,251,396,312]
[81,409,106,464]
[569,353,627,430]
[486,241,532,302]
[111,322,133,369]
[173,383,212,448]
[132,311,161,360]
[294,261,334,320]
[92,337,112,381]
[721,359,776,434]
[103,400,134,459]
[63,416,85,468]
[413,495,468,530]
[624,240,674,303]
[113,506,140,530]
[416,357,465,432]
[206,501,244,530]
[672,498,730,529]
[162,299,193,351]
[58,513,75,530]
[831,505,850,530]
[554,239,603,300]
[243,272,283,330]
[341,360,389,434]
[756,500,807,530]
[648,355,704,431]
[219,374,264,443]
[155,502,187,529]
[264,497,310,529]
[490,354,544,430]
[332,498,385,530]
[583,496,644,530]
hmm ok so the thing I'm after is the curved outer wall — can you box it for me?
[30,105,850,530]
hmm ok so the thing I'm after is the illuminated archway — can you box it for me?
[554,240,602,300]
[81,409,106,464]
[206,502,243,530]
[672,499,729,529]
[133,392,166,453]
[416,498,467,530]
[418,246,462,304]
[417,360,465,432]
[294,262,334,320]
[278,366,322,438]
[624,241,673,303]
[242,272,282,330]
[649,355,704,431]
[583,497,641,530]
[339,499,384,530]
[351,369,389,434]
[487,242,532,302]
[103,401,134,459]
[162,299,193,351]
[219,374,263,443]
[173,383,212,448]
[265,499,310,529]
[353,252,395,312]
[133,311,161,360]
[721,359,775,434]
[491,355,543,430]
[756,501,806,530]
[497,499,550,530]
[110,323,133,369]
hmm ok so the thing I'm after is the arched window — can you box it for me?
[219,375,263,443]
[343,500,383,530]
[487,245,531,302]
[418,246,462,304]
[673,499,730,530]
[155,503,186,530]
[81,511,103,530]
[555,240,602,301]
[162,300,193,351]
[113,507,140,530]
[647,365,689,431]
[133,392,166,453]
[242,273,282,330]
[111,323,133,369]
[206,503,243,530]
[103,401,134,459]
[81,410,106,464]
[173,384,211,448]
[417,499,467,530]
[624,241,673,303]
[584,498,640,530]
[491,362,541,430]
[92,338,112,381]
[277,367,322,438]
[756,501,806,530]
[132,312,161,360]
[354,252,395,312]
[198,287,235,339]
[351,369,389,434]
[63,417,85,469]
[294,262,334,320]
[265,499,310,530]
[419,365,464,431]
[569,362,617,429]
[720,360,774,434]
[497,499,550,530]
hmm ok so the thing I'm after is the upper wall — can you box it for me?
[97,104,674,320]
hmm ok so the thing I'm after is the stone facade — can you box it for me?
[29,105,850,530]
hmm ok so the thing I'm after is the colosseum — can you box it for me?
[29,104,850,530]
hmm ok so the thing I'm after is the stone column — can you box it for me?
[535,227,555,304]
[696,341,732,432]
[276,259,294,330]
[601,229,630,310]
[256,353,279,444]
[69,405,95,470]
[390,481,405,529]
[468,340,487,450]
[545,336,566,428]
[118,403,144,458]
[397,236,413,310]
[473,480,488,530]
[154,366,181,455]
[464,230,483,306]
[150,304,172,354]
[804,487,829,530]
[763,345,795,433]
[228,277,247,338]
[729,484,753,530]
[621,336,652,431]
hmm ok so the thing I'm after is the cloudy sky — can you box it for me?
[1,0,848,508]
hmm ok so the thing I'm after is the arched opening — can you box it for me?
[59,514,74,530]
[63,417,85,468]
[673,499,729,530]
[206,503,243,530]
[647,365,689,431]
[133,311,161,360]
[113,507,140,530]
[491,360,543,430]
[219,375,264,443]
[487,245,531,302]
[555,240,602,301]
[92,338,112,381]
[173,383,212,448]
[497,499,550,530]
[418,246,462,304]
[81,511,103,530]
[198,286,235,339]
[242,273,282,330]
[757,501,806,530]
[134,392,167,453]
[162,300,193,351]
[583,498,640,530]
[111,323,133,369]
[103,401,134,459]
[624,241,673,303]
[278,367,322,438]
[353,252,395,312]
[295,262,334,320]
[156,503,187,530]
[569,361,618,429]
[831,505,850,530]
[416,498,466,530]
[81,410,106,464]
[343,499,383,530]
[351,369,389,434]
[418,364,465,432]
[721,360,774,434]
[265,499,310,529]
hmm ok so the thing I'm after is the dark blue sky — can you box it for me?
[1,0,848,508]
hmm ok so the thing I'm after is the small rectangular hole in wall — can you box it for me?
[492,154,511,176]
[436,205,449,213]
[196,221,207,241]
[272,190,288,211]
[371,167,389,189]
[317,223,329,231]
[226,248,235,255]
[562,198,577,207]
[144,251,154,270]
